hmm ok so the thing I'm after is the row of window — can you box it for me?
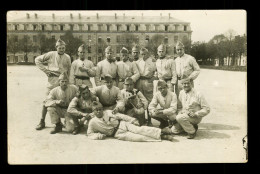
[11,24,188,32]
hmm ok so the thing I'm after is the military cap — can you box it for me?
[78,44,85,51]
[140,47,148,53]
[56,39,66,47]
[157,44,166,51]
[104,74,113,82]
[105,46,113,53]
[132,45,139,52]
[176,41,184,48]
[157,80,168,88]
[92,101,103,110]
[58,72,69,81]
[120,47,129,54]
[180,78,191,84]
[78,84,89,93]
[124,77,134,84]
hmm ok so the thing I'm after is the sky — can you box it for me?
[7,10,246,42]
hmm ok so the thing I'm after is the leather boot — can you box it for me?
[72,126,81,135]
[36,119,45,130]
[50,122,62,134]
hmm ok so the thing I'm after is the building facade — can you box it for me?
[7,13,192,64]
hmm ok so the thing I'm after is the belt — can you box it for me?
[101,77,116,80]
[111,120,121,137]
[75,75,90,80]
[139,76,150,80]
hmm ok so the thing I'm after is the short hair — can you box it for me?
[92,101,103,110]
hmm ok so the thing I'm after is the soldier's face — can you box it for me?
[59,79,68,90]
[106,51,113,59]
[94,107,104,118]
[157,50,166,58]
[56,45,66,55]
[182,81,192,92]
[105,80,113,89]
[140,51,148,59]
[125,82,134,91]
[176,46,185,56]
[121,53,128,62]
[78,48,85,59]
[132,51,139,58]
[158,86,168,97]
[81,89,90,99]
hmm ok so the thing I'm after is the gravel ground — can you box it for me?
[7,66,247,164]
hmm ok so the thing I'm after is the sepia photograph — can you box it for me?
[7,10,247,164]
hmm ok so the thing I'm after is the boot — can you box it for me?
[161,127,172,134]
[187,124,198,139]
[50,122,62,134]
[159,120,169,129]
[72,126,81,135]
[161,135,175,142]
[36,119,45,130]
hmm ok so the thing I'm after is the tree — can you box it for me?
[120,33,139,51]
[60,31,85,58]
[147,34,165,58]
[18,35,33,62]
[181,35,192,54]
[233,34,247,66]
[36,33,55,54]
[225,29,237,66]
[97,38,108,61]
[7,35,21,59]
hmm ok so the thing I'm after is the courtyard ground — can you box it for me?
[7,65,247,164]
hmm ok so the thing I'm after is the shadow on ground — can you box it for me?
[199,123,240,130]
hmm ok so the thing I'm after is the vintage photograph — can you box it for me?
[7,10,247,164]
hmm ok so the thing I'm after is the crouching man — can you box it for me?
[148,80,178,128]
[67,85,98,135]
[87,101,174,142]
[45,73,78,134]
[172,78,210,139]
[121,77,148,126]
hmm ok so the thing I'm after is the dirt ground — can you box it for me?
[7,65,247,164]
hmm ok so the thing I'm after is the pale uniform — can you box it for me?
[175,54,200,94]
[155,56,177,92]
[67,96,97,131]
[95,59,118,86]
[87,110,162,142]
[135,57,157,103]
[148,90,178,122]
[172,88,210,134]
[45,85,78,126]
[121,88,148,125]
[69,59,96,87]
[35,51,71,95]
[91,85,125,112]
[116,60,140,89]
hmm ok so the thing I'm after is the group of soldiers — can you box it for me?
[34,38,210,142]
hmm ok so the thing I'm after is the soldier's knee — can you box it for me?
[176,114,186,122]
[47,107,56,112]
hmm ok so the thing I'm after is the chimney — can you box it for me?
[70,13,73,19]
[26,13,30,19]
[115,13,117,19]
[96,13,99,19]
[78,13,81,19]
[52,14,55,19]
[168,13,170,19]
[34,13,38,18]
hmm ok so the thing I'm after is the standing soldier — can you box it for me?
[95,46,117,87]
[155,44,177,93]
[116,47,140,90]
[35,39,71,130]
[69,44,96,88]
[131,45,140,62]
[175,41,200,96]
[135,47,157,126]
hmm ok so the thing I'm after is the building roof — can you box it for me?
[8,14,190,24]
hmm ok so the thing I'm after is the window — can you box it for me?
[117,25,120,31]
[126,25,130,31]
[88,35,91,40]
[98,47,102,53]
[145,35,149,41]
[165,25,168,31]
[107,25,110,31]
[24,25,27,30]
[98,37,101,43]
[155,25,159,31]
[88,57,91,60]
[52,35,55,40]
[164,37,168,44]
[107,37,111,43]
[33,25,37,30]
[135,25,138,31]
[98,25,102,31]
[79,24,83,31]
[88,25,91,31]
[116,35,120,43]
[88,46,91,53]
[70,24,73,30]
[174,36,178,42]
[184,26,187,31]
[41,25,45,31]
[116,46,120,53]
[60,25,64,31]
[33,35,37,42]
[14,25,18,30]
[146,25,149,31]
